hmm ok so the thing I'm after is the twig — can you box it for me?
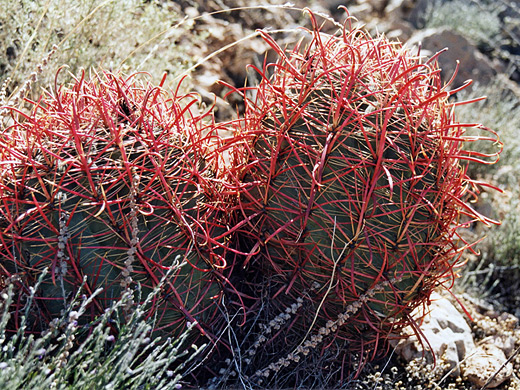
[480,344,520,390]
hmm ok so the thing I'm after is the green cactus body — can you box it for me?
[0,72,231,343]
[237,17,500,361]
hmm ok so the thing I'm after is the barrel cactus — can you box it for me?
[0,70,235,346]
[235,11,501,378]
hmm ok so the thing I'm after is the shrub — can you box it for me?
[455,81,520,312]
[455,80,520,185]
[0,0,195,103]
[418,0,503,52]
[0,266,204,390]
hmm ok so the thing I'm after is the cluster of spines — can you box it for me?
[0,9,502,387]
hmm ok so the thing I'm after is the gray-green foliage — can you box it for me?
[456,80,520,184]
[490,197,520,265]
[0,0,195,98]
[0,268,205,390]
[420,0,503,50]
[455,80,520,308]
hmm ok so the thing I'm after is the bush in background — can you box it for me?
[0,0,196,100]
[419,0,503,51]
[455,80,520,315]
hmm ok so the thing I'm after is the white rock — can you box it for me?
[391,292,475,376]
[463,343,513,388]
[481,334,517,358]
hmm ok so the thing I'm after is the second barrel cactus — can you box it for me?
[233,11,501,378]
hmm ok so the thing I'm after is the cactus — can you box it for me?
[0,10,504,387]
[235,11,501,375]
[0,70,235,346]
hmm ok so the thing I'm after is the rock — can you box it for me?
[407,0,449,28]
[482,334,517,358]
[463,343,514,388]
[384,0,415,20]
[391,291,475,376]
[405,27,499,88]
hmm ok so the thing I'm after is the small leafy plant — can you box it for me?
[0,266,204,390]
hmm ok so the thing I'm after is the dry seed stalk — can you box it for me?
[244,296,304,361]
[0,77,10,108]
[253,276,402,382]
[121,168,140,317]
[0,45,58,117]
[213,293,305,386]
